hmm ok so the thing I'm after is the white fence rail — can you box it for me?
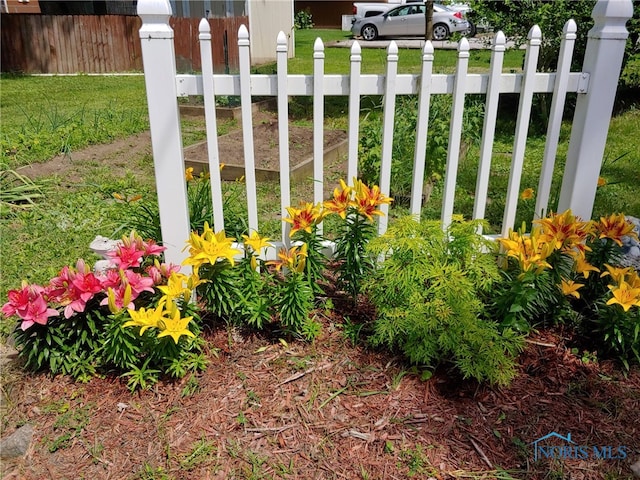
[137,0,633,267]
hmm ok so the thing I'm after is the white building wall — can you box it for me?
[248,0,295,64]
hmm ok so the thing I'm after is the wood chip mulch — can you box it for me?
[1,318,638,479]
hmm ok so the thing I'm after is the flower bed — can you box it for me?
[2,175,639,390]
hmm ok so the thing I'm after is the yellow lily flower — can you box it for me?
[606,281,640,312]
[560,279,583,299]
[534,209,593,255]
[351,178,392,222]
[600,264,634,285]
[323,179,353,219]
[242,231,273,253]
[183,223,241,270]
[574,256,600,279]
[284,203,325,237]
[596,213,637,247]
[628,271,640,290]
[520,188,534,200]
[497,228,553,274]
[268,244,307,273]
[185,167,194,182]
[157,272,192,303]
[156,305,195,344]
[124,299,166,335]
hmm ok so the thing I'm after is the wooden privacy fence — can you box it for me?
[0,14,247,73]
[137,0,634,268]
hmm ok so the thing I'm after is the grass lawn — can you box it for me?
[257,28,526,74]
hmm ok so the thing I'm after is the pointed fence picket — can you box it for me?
[137,0,633,268]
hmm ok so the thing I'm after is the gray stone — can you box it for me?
[621,216,640,268]
[631,458,640,478]
[0,424,34,459]
[0,342,19,369]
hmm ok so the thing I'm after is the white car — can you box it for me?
[351,3,470,41]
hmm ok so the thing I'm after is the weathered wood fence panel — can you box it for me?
[0,14,247,73]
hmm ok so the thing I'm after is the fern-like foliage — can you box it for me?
[364,217,524,386]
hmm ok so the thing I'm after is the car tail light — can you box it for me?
[453,11,463,19]
[353,6,357,14]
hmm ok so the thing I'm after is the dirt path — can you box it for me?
[18,110,348,189]
[17,132,153,183]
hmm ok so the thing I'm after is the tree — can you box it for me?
[425,1,434,41]
[469,0,639,75]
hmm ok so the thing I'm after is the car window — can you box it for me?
[388,6,412,17]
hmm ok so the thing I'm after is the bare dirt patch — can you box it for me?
[187,119,347,172]
[17,132,153,183]
[18,111,348,185]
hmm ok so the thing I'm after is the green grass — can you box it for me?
[255,29,526,74]
[1,74,148,168]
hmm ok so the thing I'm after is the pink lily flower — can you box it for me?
[108,243,145,270]
[123,269,155,296]
[142,239,166,257]
[2,281,46,318]
[146,261,181,285]
[47,265,76,303]
[100,284,135,311]
[19,295,59,330]
[100,269,123,290]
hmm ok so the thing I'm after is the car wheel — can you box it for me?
[467,21,477,38]
[361,24,378,41]
[432,23,450,41]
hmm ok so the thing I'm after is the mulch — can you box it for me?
[2,312,638,480]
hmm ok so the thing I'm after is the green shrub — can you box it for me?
[294,9,314,30]
[364,217,524,386]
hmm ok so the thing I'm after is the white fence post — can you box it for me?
[501,26,541,238]
[441,38,470,231]
[558,0,633,220]
[473,31,505,232]
[535,20,577,220]
[377,41,399,236]
[238,25,259,234]
[313,37,325,235]
[277,31,291,244]
[199,19,225,233]
[409,41,434,217]
[137,0,190,268]
[347,41,362,182]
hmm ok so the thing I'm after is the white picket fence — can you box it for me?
[137,0,633,267]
